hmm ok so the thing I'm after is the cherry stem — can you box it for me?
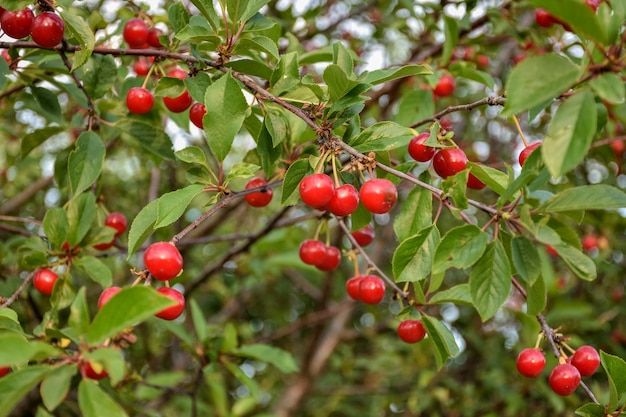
[512,115,529,147]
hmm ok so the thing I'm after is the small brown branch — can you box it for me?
[58,48,95,129]
[0,176,54,215]
[411,96,506,129]
[0,215,42,225]
[0,270,36,308]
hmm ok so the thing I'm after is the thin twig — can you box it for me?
[0,270,36,308]
[411,96,506,129]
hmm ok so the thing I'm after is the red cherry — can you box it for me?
[358,275,385,304]
[611,140,625,155]
[0,8,34,39]
[359,179,397,214]
[0,367,10,378]
[123,18,149,48]
[346,276,362,300]
[97,286,122,309]
[147,27,164,48]
[571,346,600,376]
[93,239,115,251]
[189,102,207,129]
[433,73,455,97]
[585,0,602,11]
[104,212,127,237]
[546,245,558,257]
[244,177,273,207]
[155,287,185,320]
[516,348,546,378]
[327,184,359,216]
[299,174,335,208]
[535,9,556,28]
[144,242,183,281]
[33,268,58,296]
[80,361,108,380]
[316,246,341,271]
[476,54,489,69]
[549,363,581,396]
[126,87,154,114]
[133,58,150,76]
[581,235,598,252]
[1,49,10,64]
[432,148,467,179]
[31,12,64,48]
[467,172,486,190]
[440,117,453,131]
[164,91,192,113]
[397,320,427,344]
[408,132,436,162]
[351,224,375,247]
[299,239,326,266]
[518,142,541,167]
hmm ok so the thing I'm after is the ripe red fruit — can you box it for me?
[316,245,341,271]
[327,184,359,216]
[0,367,10,378]
[585,0,602,11]
[432,148,467,179]
[397,320,427,344]
[518,142,541,167]
[571,346,600,376]
[549,363,581,396]
[440,117,453,131]
[1,8,33,39]
[31,12,64,48]
[351,224,375,247]
[104,212,127,237]
[359,179,397,214]
[1,49,10,64]
[147,27,164,48]
[123,18,149,48]
[581,235,598,252]
[467,172,486,190]
[358,275,386,304]
[133,58,150,76]
[33,268,58,295]
[97,286,122,309]
[433,73,455,97]
[408,132,436,162]
[126,87,154,114]
[346,276,362,301]
[611,140,625,155]
[244,177,273,207]
[80,361,108,380]
[516,348,546,378]
[476,54,489,69]
[299,174,335,208]
[535,9,555,28]
[299,239,326,266]
[189,102,207,129]
[155,287,185,320]
[546,245,558,257]
[144,242,183,281]
[163,85,192,113]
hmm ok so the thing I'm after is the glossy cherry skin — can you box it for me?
[433,73,455,97]
[358,275,385,304]
[144,242,183,281]
[571,346,600,376]
[126,87,154,114]
[359,179,397,214]
[123,18,148,48]
[299,174,335,208]
[327,184,359,216]
[105,212,127,237]
[549,363,581,396]
[299,240,326,266]
[516,348,546,378]
[316,246,341,271]
[147,27,164,48]
[408,132,436,162]
[0,367,10,378]
[244,177,273,207]
[31,12,64,48]
[97,286,122,310]
[351,224,375,247]
[162,69,192,112]
[189,103,207,129]
[34,268,58,295]
[80,361,108,380]
[518,142,541,167]
[0,8,34,39]
[133,58,150,76]
[467,172,486,190]
[346,276,362,300]
[581,235,598,252]
[432,148,467,179]
[535,9,555,27]
[397,320,427,344]
[155,287,185,320]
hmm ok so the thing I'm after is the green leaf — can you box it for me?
[332,41,354,75]
[31,86,62,123]
[87,286,176,346]
[421,315,459,370]
[575,403,607,417]
[155,76,186,98]
[127,199,158,257]
[429,284,473,305]
[501,54,583,117]
[537,185,626,212]
[68,132,105,196]
[542,90,597,178]
[265,108,288,148]
[601,351,626,410]
[441,16,459,66]
[203,72,248,161]
[21,126,65,158]
[50,276,76,310]
[60,11,96,70]
[590,72,625,104]
[396,89,435,127]
[233,344,299,373]
[323,65,360,102]
[204,370,229,416]
[190,299,208,343]
[78,379,129,417]
[393,184,432,242]
[40,365,76,412]
[441,170,468,210]
[362,64,432,85]
[551,244,596,281]
[432,224,489,274]
[236,36,279,60]
[392,226,440,283]
[42,207,68,249]
[0,331,36,366]
[168,2,190,32]
[223,360,261,400]
[189,0,219,32]
[83,348,125,386]
[469,240,512,321]
[528,0,608,45]
[117,118,174,161]
[0,366,51,417]
[155,184,206,229]
[225,162,261,184]
[68,287,91,335]
[350,121,416,152]
[80,55,118,99]
[67,191,96,246]
[526,274,547,315]
[73,256,113,288]
[467,162,509,195]
[175,146,210,168]
[511,236,541,284]
[281,159,311,206]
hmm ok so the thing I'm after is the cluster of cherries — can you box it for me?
[535,0,602,30]
[0,6,64,48]
[516,345,601,396]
